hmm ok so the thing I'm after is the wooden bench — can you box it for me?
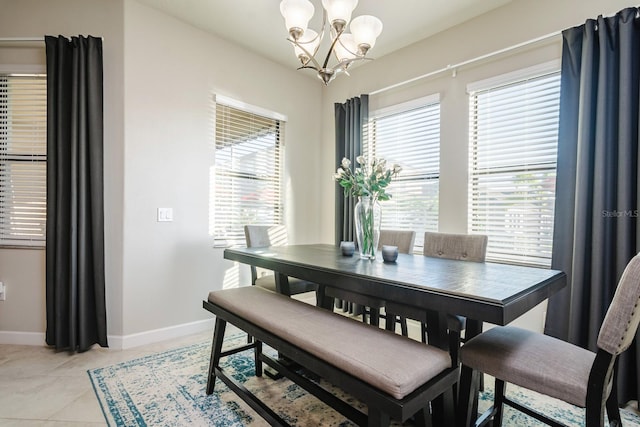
[203,286,460,427]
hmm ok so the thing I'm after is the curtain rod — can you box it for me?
[370,30,561,96]
[0,36,104,42]
[370,4,640,96]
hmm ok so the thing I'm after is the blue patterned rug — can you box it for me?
[88,334,640,426]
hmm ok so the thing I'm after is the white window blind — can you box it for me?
[468,71,560,267]
[365,98,440,253]
[211,101,284,247]
[0,74,47,247]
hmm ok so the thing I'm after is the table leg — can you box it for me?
[274,272,289,294]
[315,284,334,310]
[424,311,453,425]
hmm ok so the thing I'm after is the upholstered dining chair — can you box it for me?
[244,225,318,300]
[325,229,416,327]
[457,252,640,427]
[385,231,488,342]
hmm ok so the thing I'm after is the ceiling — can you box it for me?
[136,0,513,73]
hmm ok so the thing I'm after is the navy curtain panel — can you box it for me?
[45,35,107,352]
[544,8,640,404]
[334,94,368,245]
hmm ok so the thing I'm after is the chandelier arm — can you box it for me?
[288,37,322,71]
[322,29,344,69]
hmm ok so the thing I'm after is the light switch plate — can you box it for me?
[157,208,173,222]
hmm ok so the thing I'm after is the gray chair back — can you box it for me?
[244,225,288,248]
[423,232,488,262]
[243,225,289,286]
[597,252,640,355]
[378,230,416,254]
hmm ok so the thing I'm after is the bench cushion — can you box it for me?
[208,286,452,400]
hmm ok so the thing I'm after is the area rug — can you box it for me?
[88,334,640,426]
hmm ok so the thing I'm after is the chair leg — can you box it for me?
[206,317,226,395]
[605,380,622,426]
[400,316,408,336]
[385,311,396,331]
[369,307,380,327]
[456,365,480,427]
[493,378,506,426]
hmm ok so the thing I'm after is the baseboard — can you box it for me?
[111,318,215,350]
[0,318,215,349]
[0,330,46,346]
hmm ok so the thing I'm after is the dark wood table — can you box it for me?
[224,243,566,421]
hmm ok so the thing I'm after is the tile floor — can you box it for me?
[0,330,212,426]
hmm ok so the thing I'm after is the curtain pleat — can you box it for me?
[45,35,107,352]
[334,95,368,245]
[333,95,368,312]
[544,7,640,404]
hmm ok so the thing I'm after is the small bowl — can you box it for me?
[340,241,356,256]
[381,245,399,263]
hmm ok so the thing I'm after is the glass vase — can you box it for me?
[354,196,381,259]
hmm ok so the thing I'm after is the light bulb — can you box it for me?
[334,33,358,62]
[280,0,315,40]
[350,15,383,54]
[321,0,358,32]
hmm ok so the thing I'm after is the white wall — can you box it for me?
[320,0,637,332]
[120,1,322,341]
[0,0,322,347]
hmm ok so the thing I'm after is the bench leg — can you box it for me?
[206,317,227,395]
[254,339,263,377]
[367,407,390,427]
[413,407,433,427]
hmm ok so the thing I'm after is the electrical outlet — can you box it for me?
[0,282,5,301]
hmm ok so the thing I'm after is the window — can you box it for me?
[0,73,47,247]
[364,96,440,253]
[211,96,284,247]
[468,65,560,267]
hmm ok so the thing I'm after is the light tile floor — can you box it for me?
[0,330,212,426]
[2,305,639,426]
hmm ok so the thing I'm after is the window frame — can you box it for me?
[210,95,286,248]
[467,61,561,267]
[365,94,441,253]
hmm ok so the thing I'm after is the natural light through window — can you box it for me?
[364,96,440,253]
[0,74,47,247]
[468,67,560,267]
[210,98,284,248]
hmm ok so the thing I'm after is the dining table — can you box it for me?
[223,243,566,422]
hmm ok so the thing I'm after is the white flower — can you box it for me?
[356,155,366,165]
[341,158,351,169]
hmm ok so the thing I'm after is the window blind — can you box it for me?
[365,99,440,253]
[468,71,560,267]
[0,74,47,247]
[211,101,283,247]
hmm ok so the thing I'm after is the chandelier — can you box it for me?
[279,0,383,85]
